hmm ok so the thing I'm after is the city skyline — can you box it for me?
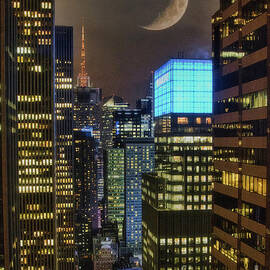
[2,0,270,269]
[55,0,219,105]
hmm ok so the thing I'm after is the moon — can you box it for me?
[141,0,189,31]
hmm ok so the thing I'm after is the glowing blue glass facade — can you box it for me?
[154,59,213,117]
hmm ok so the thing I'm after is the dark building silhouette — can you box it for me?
[55,25,75,269]
[0,1,19,269]
[74,130,99,268]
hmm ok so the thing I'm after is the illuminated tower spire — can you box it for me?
[77,25,90,87]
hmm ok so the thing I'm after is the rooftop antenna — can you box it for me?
[77,20,91,87]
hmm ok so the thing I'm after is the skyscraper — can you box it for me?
[105,148,125,239]
[212,1,269,269]
[136,96,153,138]
[142,59,213,269]
[104,97,154,249]
[124,138,155,254]
[13,1,56,268]
[73,25,101,268]
[55,25,74,269]
[101,96,129,149]
[74,129,99,268]
[74,25,103,205]
[113,109,143,143]
[0,1,19,269]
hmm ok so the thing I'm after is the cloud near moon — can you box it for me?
[141,0,189,31]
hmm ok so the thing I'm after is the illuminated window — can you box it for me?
[177,117,188,124]
[196,117,202,124]
[206,117,212,124]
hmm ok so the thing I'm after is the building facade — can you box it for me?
[105,148,125,239]
[212,1,270,269]
[13,1,56,268]
[0,1,19,269]
[136,97,153,138]
[142,59,213,270]
[124,138,155,254]
[55,25,74,269]
[101,96,129,149]
[74,129,99,268]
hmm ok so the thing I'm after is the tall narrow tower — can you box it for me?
[0,1,19,269]
[13,1,56,268]
[73,24,101,268]
[77,25,90,88]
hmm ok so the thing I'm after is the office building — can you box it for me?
[74,26,103,204]
[113,109,143,143]
[14,1,56,268]
[105,148,125,239]
[212,1,269,269]
[104,96,154,248]
[93,230,119,270]
[0,1,19,269]
[74,129,99,268]
[101,96,129,149]
[55,25,74,269]
[74,26,101,135]
[124,138,155,254]
[136,96,153,137]
[94,246,117,270]
[142,59,213,269]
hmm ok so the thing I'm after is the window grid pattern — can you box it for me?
[154,59,213,117]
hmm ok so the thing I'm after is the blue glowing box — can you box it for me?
[154,59,212,117]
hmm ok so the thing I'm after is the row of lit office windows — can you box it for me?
[220,171,267,196]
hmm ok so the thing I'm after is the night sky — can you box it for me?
[55,0,220,105]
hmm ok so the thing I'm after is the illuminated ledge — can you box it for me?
[213,111,239,125]
[240,242,265,267]
[242,136,267,149]
[241,216,266,237]
[242,107,267,122]
[213,85,239,102]
[213,204,238,224]
[241,189,266,209]
[212,247,237,270]
[242,12,267,40]
[242,47,267,69]
[213,137,238,148]
[214,160,239,174]
[214,182,238,199]
[213,227,237,249]
[222,60,238,76]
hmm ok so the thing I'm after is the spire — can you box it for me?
[77,25,90,87]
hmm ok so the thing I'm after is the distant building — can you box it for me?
[74,86,102,136]
[101,96,129,149]
[142,59,213,269]
[113,255,142,270]
[124,138,155,254]
[73,25,103,203]
[136,96,153,137]
[105,148,125,239]
[94,247,117,270]
[74,129,99,268]
[113,109,142,144]
[104,96,154,253]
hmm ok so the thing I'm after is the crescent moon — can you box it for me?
[141,0,189,31]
